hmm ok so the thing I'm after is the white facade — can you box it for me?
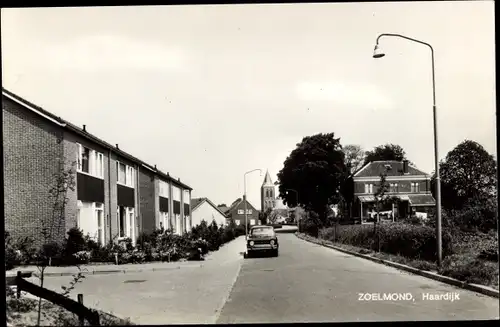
[192,200,227,228]
[77,201,105,246]
[172,185,181,235]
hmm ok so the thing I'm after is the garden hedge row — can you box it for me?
[5,219,246,270]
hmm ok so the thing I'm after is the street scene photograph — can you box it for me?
[2,1,498,325]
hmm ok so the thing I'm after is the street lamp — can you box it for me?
[244,169,262,240]
[372,33,442,266]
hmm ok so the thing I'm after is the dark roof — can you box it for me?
[354,161,428,178]
[191,197,229,217]
[3,88,192,190]
[217,205,230,213]
[191,198,205,211]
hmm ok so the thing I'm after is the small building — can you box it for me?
[190,197,228,228]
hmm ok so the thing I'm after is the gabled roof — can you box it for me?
[353,160,428,178]
[2,88,192,190]
[191,197,228,217]
[217,205,229,213]
[226,196,258,214]
[262,170,274,187]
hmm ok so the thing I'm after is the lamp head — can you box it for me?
[373,44,385,58]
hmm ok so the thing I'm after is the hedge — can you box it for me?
[319,222,453,261]
[5,219,245,270]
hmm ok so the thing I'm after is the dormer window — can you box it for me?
[364,183,373,194]
[411,182,420,193]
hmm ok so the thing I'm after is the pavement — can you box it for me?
[16,233,499,323]
[22,236,247,325]
[216,233,499,323]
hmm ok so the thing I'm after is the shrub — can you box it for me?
[5,231,19,270]
[63,228,87,264]
[439,254,498,285]
[13,236,37,265]
[41,241,66,266]
[319,222,453,262]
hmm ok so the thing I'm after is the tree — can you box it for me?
[259,208,272,225]
[35,159,85,325]
[431,140,497,211]
[363,143,411,166]
[373,167,400,251]
[276,133,347,226]
[343,144,365,175]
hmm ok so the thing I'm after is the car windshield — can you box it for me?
[251,227,274,236]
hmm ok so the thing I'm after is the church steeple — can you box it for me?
[260,169,276,212]
[262,170,273,187]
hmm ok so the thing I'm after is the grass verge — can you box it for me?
[6,291,133,326]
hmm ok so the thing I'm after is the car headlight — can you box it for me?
[249,241,254,246]
[270,240,275,245]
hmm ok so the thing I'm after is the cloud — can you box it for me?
[42,34,189,72]
[295,80,394,111]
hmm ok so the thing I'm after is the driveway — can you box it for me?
[216,233,499,323]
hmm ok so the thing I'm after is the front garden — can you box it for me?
[5,219,246,270]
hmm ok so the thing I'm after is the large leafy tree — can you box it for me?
[431,140,497,211]
[276,133,347,226]
[343,144,365,175]
[363,143,411,166]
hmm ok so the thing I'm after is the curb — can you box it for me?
[295,233,499,299]
[28,264,204,278]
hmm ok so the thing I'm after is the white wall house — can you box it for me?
[191,198,227,228]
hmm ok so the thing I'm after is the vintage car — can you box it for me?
[246,225,279,257]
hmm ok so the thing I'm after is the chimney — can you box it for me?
[154,165,157,170]
[83,124,86,132]
[116,144,119,149]
[402,160,409,174]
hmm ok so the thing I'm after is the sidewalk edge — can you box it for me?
[295,232,499,299]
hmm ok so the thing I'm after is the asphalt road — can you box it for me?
[216,233,499,323]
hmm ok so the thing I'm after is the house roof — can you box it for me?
[408,194,436,206]
[353,160,428,178]
[226,196,258,214]
[3,88,192,190]
[262,170,274,187]
[191,197,228,216]
[217,205,229,213]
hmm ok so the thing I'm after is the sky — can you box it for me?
[2,2,496,209]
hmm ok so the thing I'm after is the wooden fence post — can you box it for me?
[77,294,84,325]
[16,271,21,299]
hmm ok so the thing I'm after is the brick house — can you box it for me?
[351,160,436,222]
[3,88,192,247]
[223,196,260,227]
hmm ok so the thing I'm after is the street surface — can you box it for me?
[27,233,499,323]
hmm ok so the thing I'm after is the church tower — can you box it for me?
[261,170,276,212]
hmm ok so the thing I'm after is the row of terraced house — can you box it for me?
[3,88,193,247]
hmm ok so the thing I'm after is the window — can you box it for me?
[95,204,104,245]
[250,219,256,225]
[129,211,134,240]
[236,220,241,226]
[160,211,169,230]
[77,144,104,178]
[118,163,126,184]
[411,183,420,193]
[159,180,169,198]
[76,208,81,229]
[390,183,398,193]
[117,162,135,187]
[238,209,244,215]
[365,184,373,193]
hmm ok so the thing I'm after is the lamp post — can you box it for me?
[244,169,262,240]
[372,33,442,266]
